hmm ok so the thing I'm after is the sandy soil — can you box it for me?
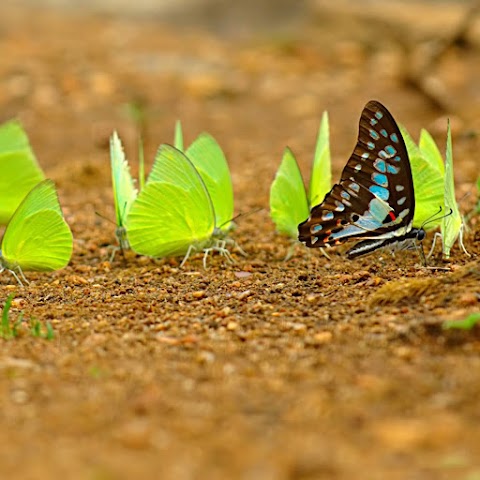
[0,2,479,479]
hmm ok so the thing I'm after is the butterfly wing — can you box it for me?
[174,120,184,151]
[299,100,415,248]
[185,133,234,232]
[442,121,463,258]
[419,129,445,175]
[0,120,45,224]
[110,131,137,229]
[1,180,73,271]
[401,126,444,228]
[126,145,215,258]
[270,147,309,238]
[309,111,332,207]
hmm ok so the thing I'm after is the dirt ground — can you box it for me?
[1,1,480,479]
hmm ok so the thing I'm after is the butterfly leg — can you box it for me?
[7,267,27,287]
[109,245,120,263]
[231,240,247,258]
[417,243,427,267]
[180,244,197,268]
[427,232,442,259]
[458,224,471,256]
[213,240,236,265]
[223,238,247,257]
[17,266,29,285]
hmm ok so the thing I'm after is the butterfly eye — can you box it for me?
[417,229,426,241]
[351,214,360,222]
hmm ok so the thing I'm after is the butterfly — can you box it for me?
[0,180,73,285]
[270,111,331,239]
[0,120,45,225]
[403,121,469,259]
[298,100,426,260]
[110,131,138,251]
[126,135,236,267]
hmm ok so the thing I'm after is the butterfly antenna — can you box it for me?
[95,211,116,226]
[217,207,264,230]
[420,206,453,231]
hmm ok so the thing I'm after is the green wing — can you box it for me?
[419,129,445,175]
[185,133,234,231]
[442,121,462,258]
[110,131,137,229]
[174,120,184,151]
[0,120,45,224]
[270,147,309,238]
[309,111,331,207]
[1,180,73,271]
[126,145,215,258]
[401,126,444,228]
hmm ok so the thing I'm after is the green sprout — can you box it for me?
[1,294,55,340]
[442,312,480,330]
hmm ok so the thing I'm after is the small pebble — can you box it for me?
[313,331,333,344]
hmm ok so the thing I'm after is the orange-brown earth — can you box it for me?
[0,2,479,479]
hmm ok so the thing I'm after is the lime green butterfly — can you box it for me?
[403,123,469,258]
[270,111,331,239]
[441,121,469,258]
[400,125,445,229]
[0,180,73,285]
[0,120,45,224]
[110,131,138,251]
[126,136,236,267]
[173,121,234,235]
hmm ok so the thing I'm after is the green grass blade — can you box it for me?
[443,313,480,330]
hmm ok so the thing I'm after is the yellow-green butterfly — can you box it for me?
[0,180,73,285]
[403,123,468,258]
[110,131,138,251]
[441,121,469,258]
[400,125,445,229]
[270,111,331,239]
[0,120,45,224]
[126,135,236,267]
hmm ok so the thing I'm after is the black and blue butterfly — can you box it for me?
[298,100,426,259]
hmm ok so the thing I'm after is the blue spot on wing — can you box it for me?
[390,133,399,143]
[312,224,323,233]
[370,118,378,126]
[380,129,388,138]
[374,159,386,173]
[372,173,388,187]
[369,185,390,200]
[348,182,360,193]
[361,152,370,159]
[385,145,397,156]
[367,141,375,150]
[375,111,383,120]
[387,164,400,174]
[370,130,380,140]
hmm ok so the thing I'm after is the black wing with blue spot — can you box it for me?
[298,100,415,248]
